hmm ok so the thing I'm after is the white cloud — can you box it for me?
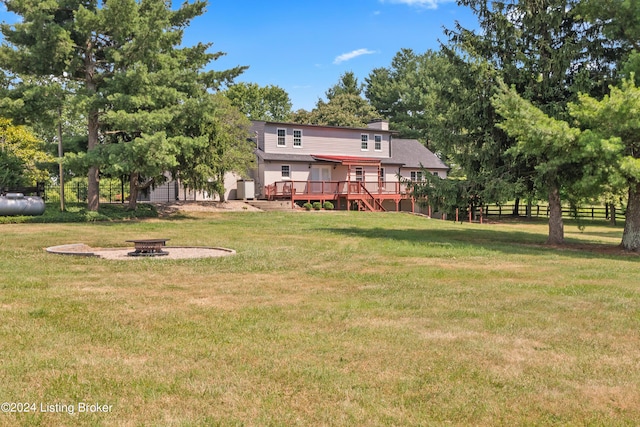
[382,0,454,9]
[333,49,377,65]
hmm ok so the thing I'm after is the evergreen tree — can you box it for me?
[325,71,364,100]
[0,0,246,210]
[443,0,618,243]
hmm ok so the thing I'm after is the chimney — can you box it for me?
[367,119,389,131]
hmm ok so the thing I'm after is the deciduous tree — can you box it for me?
[0,117,52,187]
[225,83,292,121]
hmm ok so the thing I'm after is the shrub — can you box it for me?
[312,202,322,210]
[303,202,313,211]
[323,201,334,210]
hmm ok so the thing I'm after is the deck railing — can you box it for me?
[265,180,411,199]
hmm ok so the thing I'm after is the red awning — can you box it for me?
[311,155,382,166]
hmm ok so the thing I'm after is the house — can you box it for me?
[251,119,448,212]
[137,171,242,203]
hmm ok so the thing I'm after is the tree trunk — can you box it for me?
[128,173,139,211]
[622,183,640,251]
[610,203,617,226]
[513,197,520,216]
[547,186,564,245]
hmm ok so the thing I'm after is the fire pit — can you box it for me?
[126,239,170,257]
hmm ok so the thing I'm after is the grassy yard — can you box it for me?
[1,211,639,426]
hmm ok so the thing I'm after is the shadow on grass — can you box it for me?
[321,224,638,262]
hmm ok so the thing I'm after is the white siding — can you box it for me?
[263,162,311,187]
[398,167,448,182]
[262,124,391,158]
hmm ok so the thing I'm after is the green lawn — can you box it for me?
[1,211,639,426]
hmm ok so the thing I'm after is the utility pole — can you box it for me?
[57,106,65,211]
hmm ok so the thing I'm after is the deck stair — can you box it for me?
[357,183,386,212]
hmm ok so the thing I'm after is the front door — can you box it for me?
[310,166,331,193]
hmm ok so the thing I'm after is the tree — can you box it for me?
[569,77,640,250]
[367,49,444,141]
[176,93,254,202]
[225,83,292,121]
[309,94,378,128]
[366,49,521,206]
[0,148,25,189]
[290,108,313,125]
[492,83,618,244]
[0,117,53,188]
[325,71,364,100]
[420,0,624,236]
[0,0,245,211]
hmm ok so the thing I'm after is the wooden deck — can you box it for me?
[264,181,415,212]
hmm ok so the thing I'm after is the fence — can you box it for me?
[44,180,129,204]
[483,204,626,222]
[43,180,194,204]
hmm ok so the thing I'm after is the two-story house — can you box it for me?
[252,119,448,212]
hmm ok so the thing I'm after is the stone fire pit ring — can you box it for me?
[46,243,236,260]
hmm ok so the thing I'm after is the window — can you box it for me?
[433,172,439,177]
[277,129,286,147]
[374,135,382,151]
[379,168,385,182]
[361,134,369,151]
[293,129,302,147]
[281,165,290,179]
[355,167,364,182]
[411,171,424,182]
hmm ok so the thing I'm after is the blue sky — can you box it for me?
[0,0,478,111]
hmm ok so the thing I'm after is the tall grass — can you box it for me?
[1,211,638,426]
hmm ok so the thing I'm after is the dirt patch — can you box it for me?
[154,201,261,217]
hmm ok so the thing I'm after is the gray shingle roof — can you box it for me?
[255,139,448,171]
[389,139,448,170]
[255,150,316,163]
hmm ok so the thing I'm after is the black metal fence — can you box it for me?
[44,180,129,204]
